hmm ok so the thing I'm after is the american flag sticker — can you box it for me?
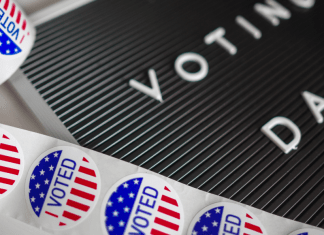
[101,173,184,235]
[0,128,24,199]
[187,202,267,235]
[25,146,101,230]
[0,0,31,59]
[288,228,324,235]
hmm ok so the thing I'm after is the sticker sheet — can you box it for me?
[0,123,323,235]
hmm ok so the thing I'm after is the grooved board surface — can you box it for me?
[21,0,324,228]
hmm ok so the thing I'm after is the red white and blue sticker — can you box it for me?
[101,173,184,235]
[0,0,31,59]
[25,146,101,230]
[0,128,24,199]
[187,202,267,235]
[288,228,324,235]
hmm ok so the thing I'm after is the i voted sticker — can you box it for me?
[288,228,324,235]
[0,128,24,199]
[101,173,184,235]
[25,146,101,230]
[187,202,267,235]
[0,0,31,59]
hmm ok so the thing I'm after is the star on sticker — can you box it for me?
[212,221,218,227]
[0,42,2,46]
[117,196,124,203]
[118,220,125,227]
[35,206,40,212]
[40,192,45,198]
[108,225,113,231]
[192,231,197,235]
[123,207,130,213]
[31,197,35,202]
[40,169,45,175]
[49,165,54,171]
[54,152,58,157]
[44,157,49,162]
[215,208,221,213]
[29,188,31,193]
[123,182,128,188]
[202,225,208,232]
[44,179,49,185]
[31,174,36,180]
[35,183,40,189]
[113,210,119,217]
[6,50,9,54]
[6,40,10,44]
[134,179,139,184]
[107,201,113,207]
[129,192,135,198]
[0,32,2,36]
[15,48,18,52]
[205,212,211,218]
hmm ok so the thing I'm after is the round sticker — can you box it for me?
[101,173,184,235]
[288,228,324,235]
[0,128,24,199]
[25,146,101,230]
[0,0,33,60]
[187,202,267,235]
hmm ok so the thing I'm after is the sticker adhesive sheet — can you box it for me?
[0,124,323,235]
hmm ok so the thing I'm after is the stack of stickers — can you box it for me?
[0,126,323,235]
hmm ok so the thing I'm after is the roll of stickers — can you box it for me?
[0,123,323,235]
[0,0,35,84]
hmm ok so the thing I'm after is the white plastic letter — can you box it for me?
[204,27,237,55]
[261,117,301,154]
[254,0,291,26]
[129,69,163,102]
[174,52,209,82]
[302,91,324,124]
[235,16,262,39]
[290,0,315,9]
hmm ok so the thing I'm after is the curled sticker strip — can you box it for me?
[187,202,267,235]
[25,146,101,230]
[0,127,24,200]
[101,173,184,235]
